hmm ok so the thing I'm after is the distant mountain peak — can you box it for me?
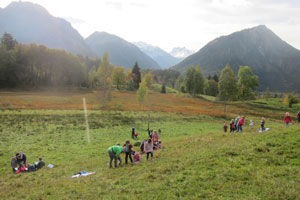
[134,41,182,69]
[170,47,195,58]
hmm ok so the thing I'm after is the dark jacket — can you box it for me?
[16,153,27,165]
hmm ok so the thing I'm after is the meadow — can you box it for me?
[0,90,300,199]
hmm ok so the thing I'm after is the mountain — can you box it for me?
[134,42,182,69]
[0,1,94,57]
[172,25,300,92]
[85,32,160,69]
[170,47,195,58]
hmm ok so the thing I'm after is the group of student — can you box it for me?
[11,152,45,174]
[223,116,246,133]
[223,111,300,133]
[107,128,162,168]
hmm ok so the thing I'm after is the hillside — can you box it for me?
[0,90,300,199]
[134,41,182,69]
[85,32,160,69]
[172,25,300,92]
[0,1,94,57]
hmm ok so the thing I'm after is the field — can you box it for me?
[1,90,300,199]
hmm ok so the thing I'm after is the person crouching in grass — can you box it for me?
[123,140,133,164]
[107,145,125,168]
[144,138,154,161]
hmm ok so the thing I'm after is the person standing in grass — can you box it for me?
[297,111,300,123]
[230,119,235,133]
[123,140,133,164]
[144,138,154,161]
[234,116,240,131]
[284,112,292,127]
[131,127,135,139]
[11,157,18,173]
[261,117,265,131]
[107,145,124,168]
[237,116,245,132]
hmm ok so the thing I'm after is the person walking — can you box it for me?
[284,112,292,127]
[237,116,245,132]
[107,145,124,168]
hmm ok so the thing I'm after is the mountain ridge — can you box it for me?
[172,25,300,92]
[85,32,161,69]
[0,1,95,57]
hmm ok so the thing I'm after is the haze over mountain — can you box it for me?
[170,47,195,58]
[85,32,160,69]
[172,25,300,92]
[0,1,94,57]
[134,41,182,69]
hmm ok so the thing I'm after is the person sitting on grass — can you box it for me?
[107,145,125,168]
[261,117,265,131]
[157,141,162,149]
[223,123,228,132]
[123,140,133,164]
[35,157,45,170]
[134,152,141,163]
[144,138,154,161]
[249,120,254,127]
[229,119,235,133]
[284,112,292,127]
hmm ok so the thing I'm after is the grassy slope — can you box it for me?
[0,91,300,199]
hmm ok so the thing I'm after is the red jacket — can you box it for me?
[284,116,292,123]
[237,118,244,126]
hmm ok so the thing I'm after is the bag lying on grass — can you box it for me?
[71,171,95,178]
[257,128,270,132]
[47,164,54,168]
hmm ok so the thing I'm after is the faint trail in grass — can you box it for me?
[83,98,90,144]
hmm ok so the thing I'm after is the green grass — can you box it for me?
[1,108,300,199]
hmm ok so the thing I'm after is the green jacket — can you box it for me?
[235,117,240,126]
[108,146,124,158]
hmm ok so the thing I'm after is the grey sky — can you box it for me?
[1,0,300,52]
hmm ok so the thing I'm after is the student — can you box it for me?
[35,157,45,170]
[261,117,265,131]
[229,119,235,133]
[297,111,300,123]
[123,140,133,164]
[223,123,228,132]
[19,164,27,172]
[234,116,240,130]
[131,127,135,139]
[284,112,292,127]
[237,116,245,132]
[134,152,141,163]
[152,131,159,143]
[157,141,162,149]
[158,129,162,134]
[107,145,125,168]
[11,157,18,173]
[144,138,154,161]
[140,140,147,154]
[16,152,27,167]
